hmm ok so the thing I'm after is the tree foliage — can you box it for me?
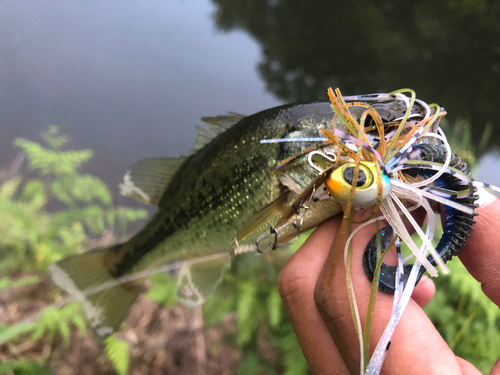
[211,0,500,152]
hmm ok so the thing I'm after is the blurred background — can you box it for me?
[1,1,499,374]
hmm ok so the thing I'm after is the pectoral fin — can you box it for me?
[176,253,231,307]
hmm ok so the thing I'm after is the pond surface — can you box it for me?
[1,0,499,201]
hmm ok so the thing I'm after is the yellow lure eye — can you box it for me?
[325,162,391,208]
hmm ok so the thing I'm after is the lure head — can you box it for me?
[326,162,391,208]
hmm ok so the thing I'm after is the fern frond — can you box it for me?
[267,287,282,328]
[237,282,258,346]
[41,125,69,149]
[30,302,86,346]
[51,174,112,206]
[0,321,37,345]
[14,138,93,175]
[0,359,51,375]
[202,274,235,326]
[281,330,309,375]
[146,274,178,306]
[104,334,130,375]
[0,275,41,292]
[0,176,22,198]
[237,353,268,375]
[105,206,148,235]
[19,179,46,209]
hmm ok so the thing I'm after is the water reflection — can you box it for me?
[1,1,499,373]
[0,0,498,191]
[0,0,281,200]
[212,0,500,152]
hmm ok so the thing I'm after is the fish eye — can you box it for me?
[325,162,391,208]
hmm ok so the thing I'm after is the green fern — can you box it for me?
[14,138,93,176]
[237,353,274,375]
[237,282,259,346]
[0,126,148,270]
[0,359,52,375]
[104,334,130,375]
[51,174,112,206]
[30,302,87,346]
[1,126,147,373]
[0,275,40,292]
[0,320,37,345]
[0,302,86,347]
[145,273,178,306]
[267,287,283,328]
[204,250,311,374]
[202,274,236,326]
[281,330,309,375]
[41,125,69,149]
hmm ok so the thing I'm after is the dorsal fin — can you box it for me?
[200,112,245,130]
[119,157,185,205]
[190,126,224,154]
[190,112,245,154]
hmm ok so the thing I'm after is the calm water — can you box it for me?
[1,0,499,201]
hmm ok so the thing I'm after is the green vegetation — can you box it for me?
[0,126,309,374]
[148,244,310,375]
[422,118,500,374]
[425,259,500,374]
[0,126,147,374]
[0,126,147,272]
[1,122,498,374]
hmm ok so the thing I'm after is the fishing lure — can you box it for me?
[269,87,487,374]
[363,144,479,293]
[294,90,498,374]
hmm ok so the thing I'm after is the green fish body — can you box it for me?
[49,91,433,337]
[49,102,348,337]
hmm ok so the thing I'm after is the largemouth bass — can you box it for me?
[49,96,428,337]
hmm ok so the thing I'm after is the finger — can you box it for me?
[458,198,500,306]
[490,357,500,375]
[411,275,435,307]
[314,211,468,375]
[456,357,483,375]
[278,216,349,375]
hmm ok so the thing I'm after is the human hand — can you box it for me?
[278,196,500,375]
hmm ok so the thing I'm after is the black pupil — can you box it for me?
[343,167,367,187]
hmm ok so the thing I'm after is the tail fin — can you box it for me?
[49,244,141,338]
